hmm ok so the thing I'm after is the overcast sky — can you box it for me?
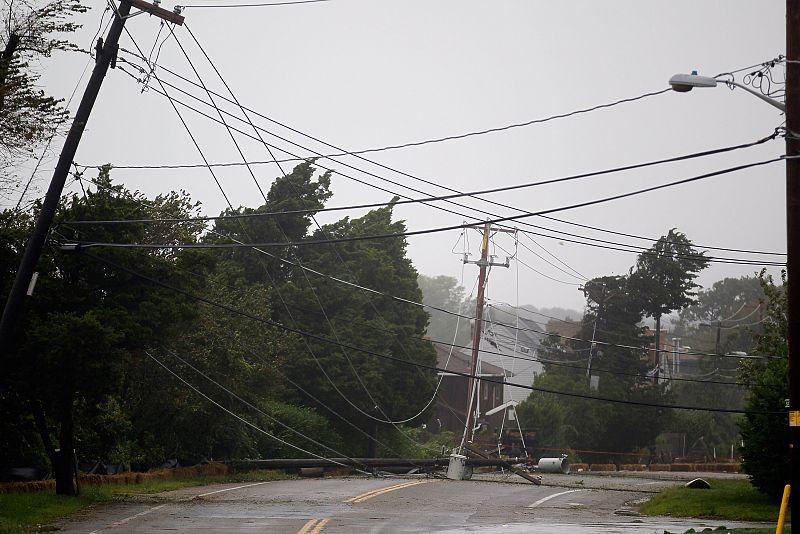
[18,0,788,312]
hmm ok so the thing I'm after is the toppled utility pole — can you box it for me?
[0,1,184,356]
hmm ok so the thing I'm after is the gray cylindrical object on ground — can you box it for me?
[537,457,570,474]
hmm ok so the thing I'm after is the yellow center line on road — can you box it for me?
[345,479,436,504]
[298,518,330,534]
[310,518,330,533]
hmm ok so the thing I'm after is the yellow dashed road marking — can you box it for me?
[345,479,435,504]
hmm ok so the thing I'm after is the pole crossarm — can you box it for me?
[129,0,185,24]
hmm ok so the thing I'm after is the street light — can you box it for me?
[669,71,786,112]
[671,54,797,529]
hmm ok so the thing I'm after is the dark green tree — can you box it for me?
[739,271,788,500]
[207,161,332,284]
[678,276,764,356]
[1,167,202,494]
[281,201,437,456]
[206,163,436,457]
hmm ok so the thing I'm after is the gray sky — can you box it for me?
[21,0,788,311]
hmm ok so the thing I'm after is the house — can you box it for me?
[479,304,546,404]
[431,343,510,436]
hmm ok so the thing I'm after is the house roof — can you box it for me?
[434,343,507,377]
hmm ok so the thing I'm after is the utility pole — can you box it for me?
[786,0,799,529]
[462,222,512,444]
[0,0,184,356]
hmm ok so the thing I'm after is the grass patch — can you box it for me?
[0,470,293,534]
[641,478,786,522]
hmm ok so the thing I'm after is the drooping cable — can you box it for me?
[121,26,415,438]
[177,24,438,431]
[162,348,374,470]
[111,56,785,263]
[146,350,371,473]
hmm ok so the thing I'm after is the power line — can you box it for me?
[161,348,374,469]
[111,58,786,266]
[71,74,783,263]
[112,48,787,264]
[114,50,672,157]
[108,49,787,259]
[537,214,786,258]
[121,25,415,430]
[146,350,371,473]
[66,131,778,234]
[62,156,786,267]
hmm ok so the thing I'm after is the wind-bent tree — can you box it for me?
[629,229,709,364]
[207,163,437,457]
[1,0,88,199]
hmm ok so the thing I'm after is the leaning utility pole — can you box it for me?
[462,222,512,443]
[0,0,184,356]
[447,222,513,481]
[786,0,799,529]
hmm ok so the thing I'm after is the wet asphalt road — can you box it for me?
[54,473,775,533]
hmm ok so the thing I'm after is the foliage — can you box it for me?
[517,230,711,457]
[1,161,442,486]
[204,163,437,457]
[0,0,88,199]
[677,276,764,356]
[1,167,205,494]
[739,272,788,501]
[283,198,437,456]
[517,276,666,456]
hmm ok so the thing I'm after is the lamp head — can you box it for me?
[669,71,718,92]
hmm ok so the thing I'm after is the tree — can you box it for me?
[739,271,788,500]
[284,201,437,456]
[517,275,667,457]
[630,229,710,365]
[1,0,87,199]
[206,163,437,457]
[207,161,332,284]
[1,167,203,494]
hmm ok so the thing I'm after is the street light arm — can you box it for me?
[721,79,786,113]
[669,72,785,112]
